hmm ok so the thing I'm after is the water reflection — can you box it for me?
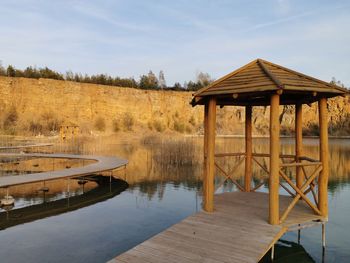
[0,136,349,262]
[260,239,316,263]
[0,176,128,230]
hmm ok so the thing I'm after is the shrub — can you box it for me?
[112,119,120,132]
[185,125,192,133]
[123,112,134,131]
[41,111,61,132]
[189,116,196,126]
[147,121,153,130]
[29,120,43,134]
[174,120,185,133]
[153,120,165,132]
[3,106,18,129]
[94,117,106,131]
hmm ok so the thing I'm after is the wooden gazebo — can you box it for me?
[191,58,348,226]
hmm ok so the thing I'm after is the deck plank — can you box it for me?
[112,192,324,263]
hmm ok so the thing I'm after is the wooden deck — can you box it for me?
[111,192,324,263]
[0,153,128,188]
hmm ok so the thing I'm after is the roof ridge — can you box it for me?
[193,59,259,97]
[257,59,283,89]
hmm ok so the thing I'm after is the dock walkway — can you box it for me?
[0,153,128,188]
[112,192,323,263]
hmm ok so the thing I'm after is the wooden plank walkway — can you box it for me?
[0,153,128,188]
[111,192,324,263]
[0,143,53,150]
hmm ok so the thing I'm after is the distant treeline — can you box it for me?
[0,62,212,91]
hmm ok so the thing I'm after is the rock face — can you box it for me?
[0,76,349,135]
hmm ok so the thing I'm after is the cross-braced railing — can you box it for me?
[214,152,323,223]
[214,152,246,192]
[278,157,323,223]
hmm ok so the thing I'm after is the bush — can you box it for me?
[112,119,120,132]
[29,120,43,134]
[189,116,196,126]
[185,125,192,133]
[153,120,165,132]
[41,111,61,132]
[123,112,134,131]
[3,106,18,129]
[174,120,185,133]
[94,117,106,131]
[147,121,153,131]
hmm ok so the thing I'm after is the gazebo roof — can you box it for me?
[191,59,348,106]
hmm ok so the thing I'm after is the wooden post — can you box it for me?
[269,93,280,225]
[245,105,252,192]
[203,97,216,212]
[295,103,303,189]
[318,98,329,217]
[203,102,209,209]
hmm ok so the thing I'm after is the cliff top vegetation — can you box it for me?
[0,61,213,91]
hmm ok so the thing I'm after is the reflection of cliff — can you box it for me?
[3,137,348,202]
[60,137,349,198]
[0,176,128,230]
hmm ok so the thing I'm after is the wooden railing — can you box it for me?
[214,152,323,223]
[214,152,245,192]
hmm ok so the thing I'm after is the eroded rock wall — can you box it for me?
[0,76,349,135]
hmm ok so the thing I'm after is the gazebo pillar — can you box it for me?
[295,103,303,189]
[245,105,252,192]
[203,97,216,212]
[269,93,280,225]
[318,98,329,217]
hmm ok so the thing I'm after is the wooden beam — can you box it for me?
[257,59,284,89]
[295,103,303,189]
[269,93,280,225]
[318,98,329,217]
[245,105,252,192]
[203,97,216,212]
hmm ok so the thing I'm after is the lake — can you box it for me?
[0,136,349,262]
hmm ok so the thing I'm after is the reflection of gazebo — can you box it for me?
[191,59,348,226]
[60,122,80,140]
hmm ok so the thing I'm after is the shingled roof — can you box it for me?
[191,59,348,106]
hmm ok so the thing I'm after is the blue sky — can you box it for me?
[0,0,349,86]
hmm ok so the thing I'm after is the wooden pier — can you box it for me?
[112,192,324,263]
[110,59,347,262]
[0,153,128,188]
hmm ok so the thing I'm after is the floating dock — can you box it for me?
[112,192,324,263]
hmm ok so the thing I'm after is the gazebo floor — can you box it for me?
[111,192,325,263]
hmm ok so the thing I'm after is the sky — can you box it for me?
[0,0,349,86]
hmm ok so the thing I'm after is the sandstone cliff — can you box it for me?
[0,76,349,136]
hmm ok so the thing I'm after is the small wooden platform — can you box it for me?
[111,192,324,263]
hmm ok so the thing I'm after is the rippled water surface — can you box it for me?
[0,136,349,263]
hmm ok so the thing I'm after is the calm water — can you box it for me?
[0,136,349,262]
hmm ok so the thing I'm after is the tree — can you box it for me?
[187,80,201,91]
[196,72,212,87]
[331,77,348,90]
[0,61,6,76]
[173,82,182,90]
[65,70,74,81]
[158,70,166,89]
[24,66,40,78]
[6,65,16,77]
[139,71,159,89]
